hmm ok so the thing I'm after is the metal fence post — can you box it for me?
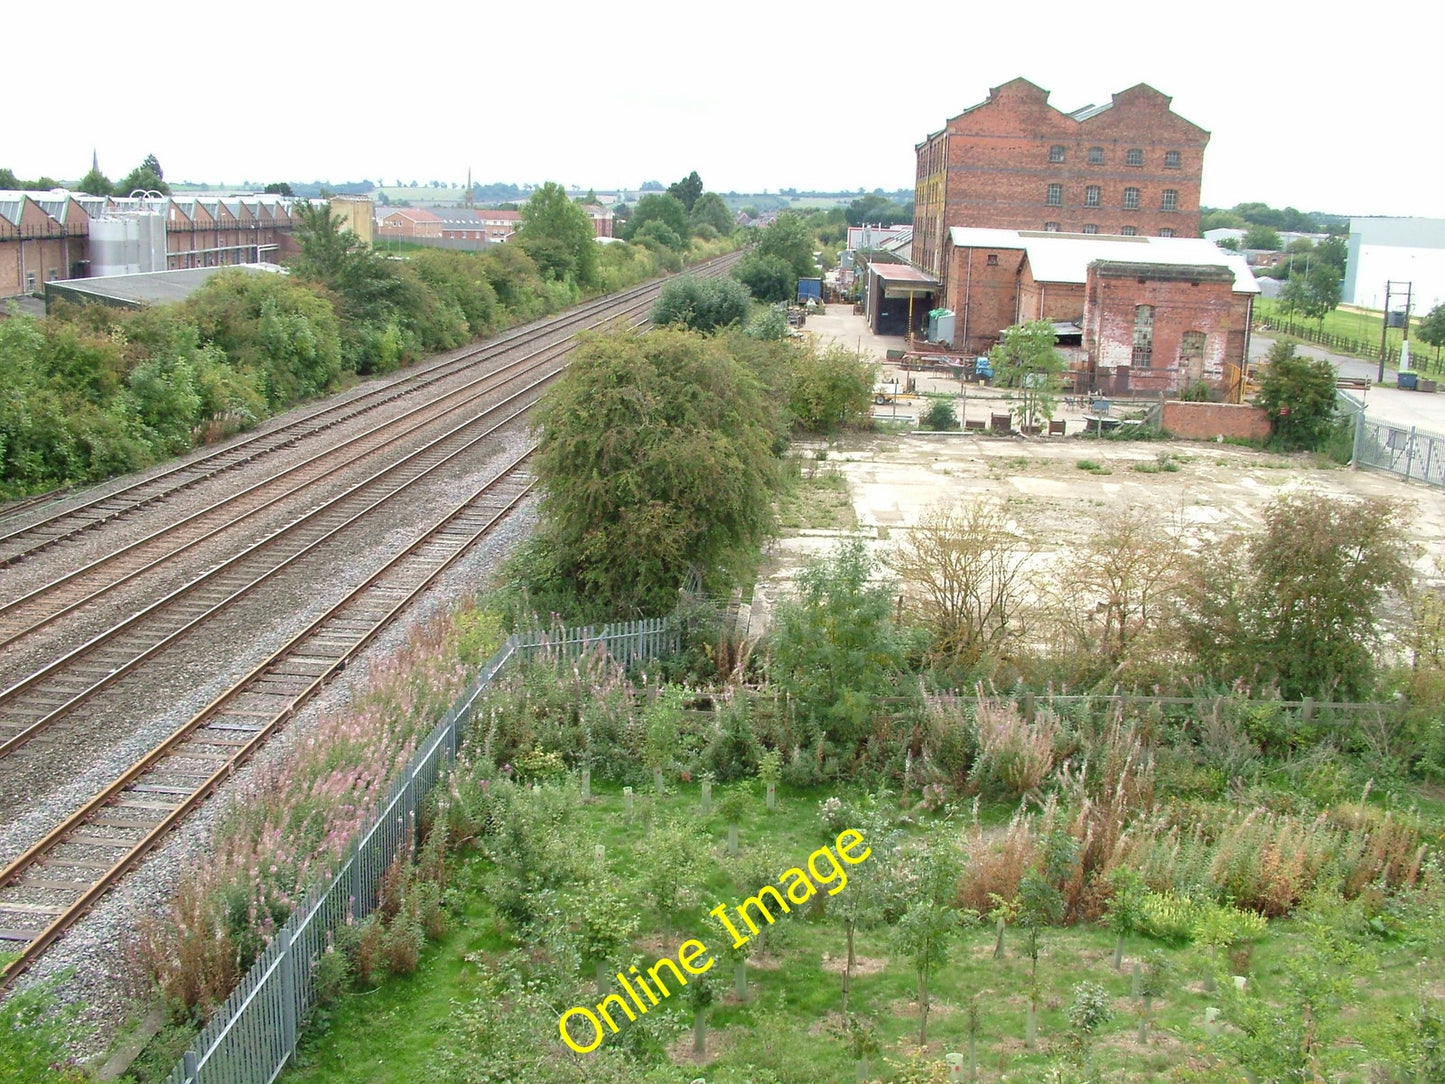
[280,925,298,1058]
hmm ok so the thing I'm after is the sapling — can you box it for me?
[1105,866,1148,971]
[758,747,782,811]
[686,970,715,1056]
[1066,981,1114,1072]
[716,782,751,857]
[1138,949,1172,1043]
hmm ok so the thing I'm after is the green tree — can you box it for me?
[516,181,598,287]
[1184,494,1410,699]
[787,343,874,433]
[651,276,751,333]
[845,193,912,228]
[76,167,112,196]
[733,254,796,304]
[988,321,1067,430]
[689,192,733,235]
[529,327,779,616]
[1253,339,1337,450]
[1243,225,1282,251]
[1314,235,1348,272]
[624,193,689,245]
[666,171,704,213]
[890,838,967,1044]
[117,154,170,195]
[1418,302,1445,365]
[769,537,907,758]
[263,182,295,197]
[1282,264,1342,328]
[756,212,817,279]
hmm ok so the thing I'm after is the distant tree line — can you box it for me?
[1201,201,1349,236]
[2,154,170,197]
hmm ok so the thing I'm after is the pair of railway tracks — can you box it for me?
[0,251,745,988]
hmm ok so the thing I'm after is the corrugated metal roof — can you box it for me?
[48,264,282,307]
[869,262,939,285]
[949,228,1259,293]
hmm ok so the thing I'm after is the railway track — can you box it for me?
[0,251,741,567]
[0,369,550,759]
[0,295,651,657]
[0,451,537,987]
[0,249,745,990]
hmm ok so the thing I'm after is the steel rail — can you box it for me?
[0,366,557,757]
[0,451,537,989]
[0,293,653,652]
[0,254,738,562]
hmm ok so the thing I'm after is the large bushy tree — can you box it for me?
[1184,494,1410,700]
[733,253,797,304]
[756,212,817,280]
[623,193,689,246]
[530,327,779,616]
[516,181,598,287]
[650,275,751,333]
[1254,339,1337,450]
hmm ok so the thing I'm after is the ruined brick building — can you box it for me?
[902,78,1255,396]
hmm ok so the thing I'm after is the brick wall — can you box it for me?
[1085,261,1249,397]
[914,78,1207,264]
[1162,401,1271,442]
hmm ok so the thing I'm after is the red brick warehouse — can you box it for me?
[913,77,1209,280]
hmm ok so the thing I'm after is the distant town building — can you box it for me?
[913,78,1208,280]
[0,191,304,300]
[1343,218,1445,312]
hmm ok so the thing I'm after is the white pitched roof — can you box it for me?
[949,227,1259,293]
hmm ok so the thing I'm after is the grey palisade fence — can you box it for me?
[164,618,677,1084]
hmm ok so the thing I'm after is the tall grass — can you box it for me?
[136,604,501,1017]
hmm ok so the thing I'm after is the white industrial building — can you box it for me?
[1344,218,1445,313]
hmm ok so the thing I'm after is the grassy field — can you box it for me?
[1254,298,1440,365]
[277,778,1441,1084]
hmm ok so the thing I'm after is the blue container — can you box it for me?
[1398,371,1418,390]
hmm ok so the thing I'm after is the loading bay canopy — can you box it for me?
[873,263,940,298]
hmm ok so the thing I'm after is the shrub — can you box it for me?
[918,396,958,431]
[968,698,1059,798]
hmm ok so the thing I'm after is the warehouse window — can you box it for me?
[1133,305,1154,368]
[1046,183,1062,206]
[1085,185,1101,208]
[1126,148,1144,166]
[1162,189,1178,211]
[1164,150,1181,169]
[1123,187,1140,210]
[1159,228,1175,238]
[1049,145,1065,163]
[1044,222,1061,232]
[1121,226,1138,236]
[1088,146,1104,164]
[1082,224,1098,235]
[1181,330,1205,359]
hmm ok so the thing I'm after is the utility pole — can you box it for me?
[1378,281,1413,382]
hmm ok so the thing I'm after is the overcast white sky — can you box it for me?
[8,1,1441,217]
